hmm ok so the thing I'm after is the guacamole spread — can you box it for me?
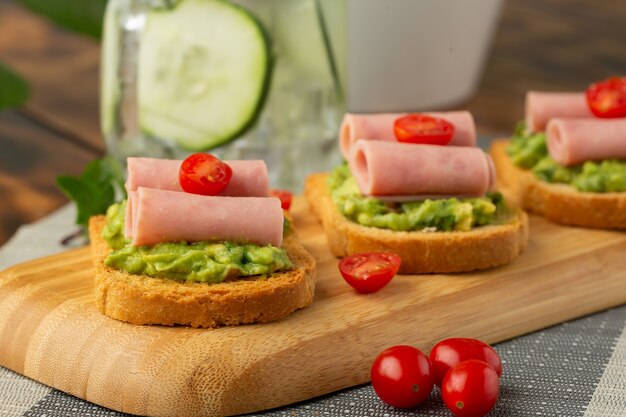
[328,164,506,232]
[101,201,292,283]
[508,122,626,193]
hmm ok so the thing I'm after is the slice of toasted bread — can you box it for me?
[304,173,528,274]
[89,216,316,328]
[491,139,626,229]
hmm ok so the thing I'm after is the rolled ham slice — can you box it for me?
[339,111,476,158]
[124,191,137,238]
[525,92,593,133]
[350,140,496,197]
[547,118,626,166]
[125,157,270,197]
[129,188,283,247]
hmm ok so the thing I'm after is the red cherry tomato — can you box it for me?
[429,338,502,387]
[179,153,233,196]
[586,77,626,118]
[371,345,434,408]
[442,360,500,417]
[338,253,401,293]
[394,113,455,145]
[270,189,293,210]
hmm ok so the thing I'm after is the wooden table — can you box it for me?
[1,0,625,246]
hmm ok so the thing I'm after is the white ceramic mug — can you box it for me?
[341,0,504,112]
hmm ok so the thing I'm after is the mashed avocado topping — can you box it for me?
[101,201,292,283]
[508,122,626,192]
[328,164,506,232]
[507,122,548,169]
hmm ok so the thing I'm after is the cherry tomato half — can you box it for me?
[442,359,500,417]
[179,153,233,196]
[338,252,401,293]
[586,77,626,118]
[270,189,293,210]
[429,338,502,387]
[371,345,434,408]
[394,113,455,145]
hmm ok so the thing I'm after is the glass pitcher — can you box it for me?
[101,0,346,191]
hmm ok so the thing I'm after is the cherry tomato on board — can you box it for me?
[338,252,401,293]
[394,113,455,145]
[270,189,293,210]
[442,359,500,417]
[429,338,502,387]
[371,345,434,408]
[586,77,626,118]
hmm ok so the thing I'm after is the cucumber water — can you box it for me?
[137,0,272,151]
[102,0,345,190]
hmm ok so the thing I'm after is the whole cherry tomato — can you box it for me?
[338,252,401,293]
[394,113,455,145]
[371,345,434,408]
[586,77,626,118]
[270,189,293,210]
[429,338,502,387]
[179,153,233,196]
[442,359,500,417]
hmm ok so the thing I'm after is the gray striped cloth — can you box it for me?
[1,205,625,417]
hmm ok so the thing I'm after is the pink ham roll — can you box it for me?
[350,140,496,197]
[525,92,593,133]
[128,188,283,247]
[339,111,476,158]
[124,191,137,238]
[547,118,626,166]
[125,157,270,197]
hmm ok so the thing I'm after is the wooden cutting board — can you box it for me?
[1,198,625,417]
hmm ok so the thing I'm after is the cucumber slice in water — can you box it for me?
[138,0,271,151]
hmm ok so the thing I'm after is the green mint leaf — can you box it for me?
[57,176,106,226]
[19,0,107,39]
[0,63,29,110]
[56,157,123,228]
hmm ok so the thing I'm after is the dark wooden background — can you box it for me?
[1,0,625,246]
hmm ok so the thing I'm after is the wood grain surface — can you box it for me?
[0,111,93,240]
[0,1,102,152]
[1,197,625,417]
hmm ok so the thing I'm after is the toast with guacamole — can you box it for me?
[491,138,626,230]
[304,170,528,274]
[88,155,316,329]
[89,211,315,328]
[305,112,528,274]
[491,85,626,230]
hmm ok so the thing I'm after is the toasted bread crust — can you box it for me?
[89,216,316,328]
[491,140,626,229]
[304,173,528,274]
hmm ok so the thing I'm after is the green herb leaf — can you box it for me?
[56,157,127,228]
[19,0,108,39]
[0,63,29,110]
